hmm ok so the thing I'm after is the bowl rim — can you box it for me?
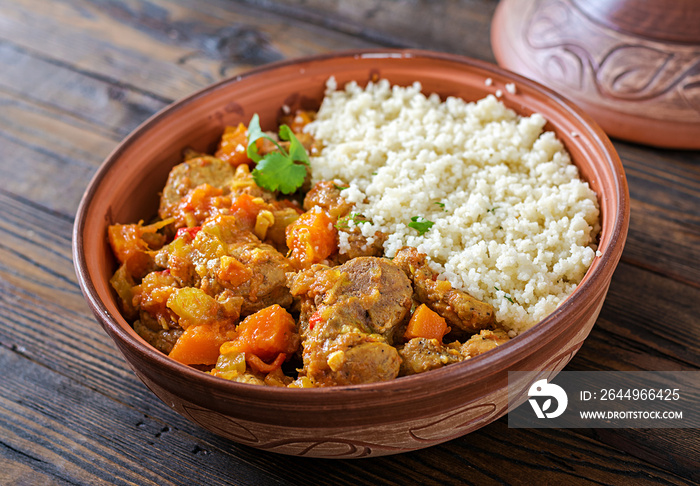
[72,47,630,402]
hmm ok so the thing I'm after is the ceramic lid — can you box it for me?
[491,0,700,149]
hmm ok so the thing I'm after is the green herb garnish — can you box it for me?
[487,206,500,213]
[408,216,434,235]
[434,201,446,212]
[494,286,514,303]
[335,212,368,229]
[247,114,310,194]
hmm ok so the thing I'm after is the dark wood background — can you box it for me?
[1,0,698,484]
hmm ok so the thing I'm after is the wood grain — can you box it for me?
[236,0,500,59]
[0,40,166,137]
[0,0,698,484]
[0,0,376,101]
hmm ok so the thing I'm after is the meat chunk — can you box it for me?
[460,329,510,358]
[393,247,494,334]
[336,226,387,262]
[303,180,354,218]
[340,257,413,337]
[299,305,402,387]
[157,214,294,317]
[159,156,234,221]
[133,320,183,355]
[291,257,413,341]
[289,257,413,386]
[204,241,294,316]
[398,337,462,376]
[329,341,401,385]
[398,328,510,376]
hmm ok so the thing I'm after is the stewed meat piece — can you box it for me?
[393,247,494,334]
[159,156,234,221]
[289,257,413,386]
[211,240,295,316]
[133,320,183,355]
[460,329,510,358]
[303,180,354,218]
[398,328,510,376]
[156,214,294,317]
[398,338,462,376]
[290,257,413,341]
[323,257,413,339]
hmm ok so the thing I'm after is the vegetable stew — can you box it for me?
[107,111,510,387]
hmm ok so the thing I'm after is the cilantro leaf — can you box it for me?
[252,152,308,194]
[279,124,310,166]
[246,114,310,194]
[408,216,434,235]
[247,114,282,163]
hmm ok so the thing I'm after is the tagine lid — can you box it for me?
[491,0,700,149]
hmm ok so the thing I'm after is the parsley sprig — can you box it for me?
[408,216,434,235]
[246,114,310,194]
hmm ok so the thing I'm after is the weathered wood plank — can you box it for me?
[440,419,695,486]
[0,91,116,215]
[0,0,377,102]
[0,190,162,410]
[0,345,296,486]
[584,428,700,484]
[0,40,167,137]
[564,261,700,479]
[233,0,500,60]
[614,142,700,287]
[572,262,700,372]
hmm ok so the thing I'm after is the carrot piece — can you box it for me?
[281,110,314,133]
[217,255,252,287]
[215,123,255,167]
[247,352,288,374]
[404,304,450,344]
[107,219,170,277]
[231,193,264,229]
[226,304,299,362]
[285,210,337,269]
[168,321,238,365]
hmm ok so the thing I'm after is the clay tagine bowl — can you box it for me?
[73,49,629,458]
[491,0,700,149]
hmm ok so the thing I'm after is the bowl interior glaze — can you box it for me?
[73,49,629,457]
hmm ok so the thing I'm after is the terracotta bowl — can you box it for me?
[72,49,629,458]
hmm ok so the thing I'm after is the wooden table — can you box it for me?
[1,1,698,484]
